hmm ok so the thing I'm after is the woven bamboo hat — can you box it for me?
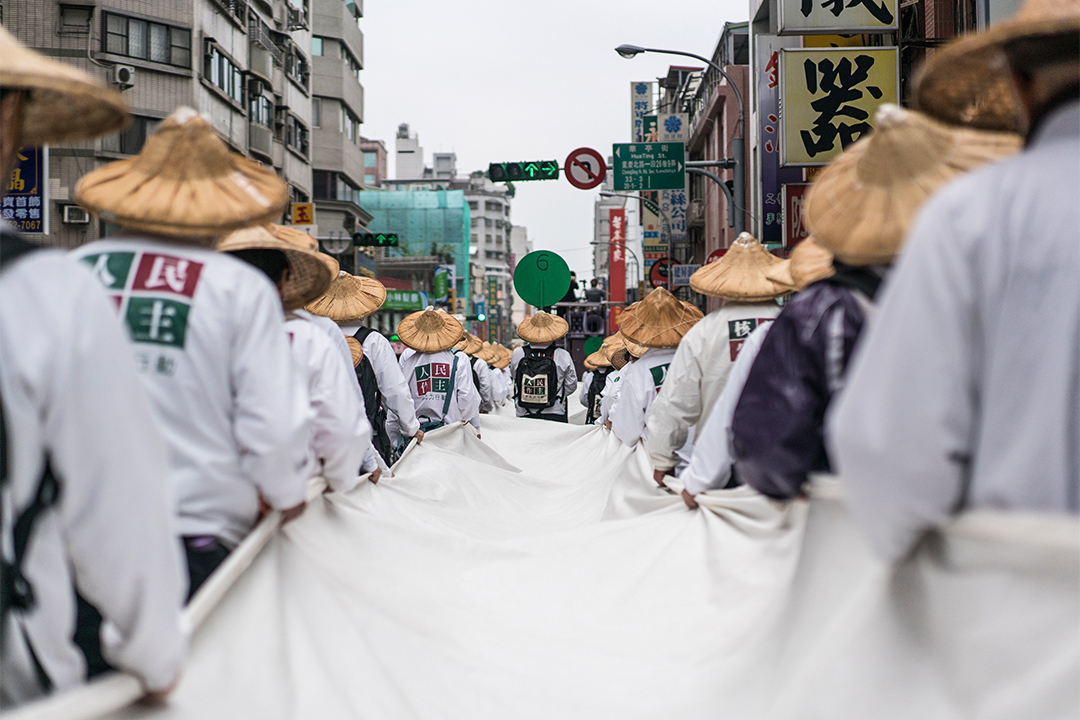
[477,342,500,364]
[219,225,333,311]
[789,237,836,290]
[806,105,1022,265]
[585,342,614,369]
[610,347,632,370]
[493,346,512,370]
[915,0,1080,133]
[619,333,651,359]
[453,332,483,355]
[306,272,386,321]
[270,224,340,277]
[397,308,464,353]
[764,259,796,293]
[346,336,364,367]
[689,233,790,301]
[75,107,288,241]
[0,25,128,145]
[517,311,569,344]
[617,287,702,349]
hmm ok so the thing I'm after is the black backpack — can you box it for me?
[352,327,394,465]
[585,368,610,425]
[0,233,61,687]
[514,345,559,415]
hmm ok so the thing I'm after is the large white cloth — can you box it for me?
[509,344,578,418]
[99,417,1079,720]
[610,348,676,448]
[400,350,481,429]
[0,248,185,705]
[827,101,1080,562]
[72,238,309,546]
[645,302,780,471]
[680,323,772,494]
[284,316,372,493]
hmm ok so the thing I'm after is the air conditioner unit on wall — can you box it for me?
[113,64,135,89]
[63,205,90,225]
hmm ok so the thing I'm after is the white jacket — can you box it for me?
[579,371,594,405]
[611,348,677,447]
[473,357,495,413]
[509,344,578,418]
[680,323,772,494]
[359,328,420,438]
[400,349,481,429]
[285,316,372,492]
[72,238,309,547]
[0,248,185,704]
[596,369,624,425]
[645,302,780,472]
[828,102,1080,561]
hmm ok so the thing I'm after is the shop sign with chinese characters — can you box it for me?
[783,183,812,246]
[631,82,655,142]
[780,47,898,166]
[779,0,897,35]
[608,208,627,307]
[3,147,48,234]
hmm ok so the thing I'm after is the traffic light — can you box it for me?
[467,313,486,322]
[487,161,559,182]
[353,232,398,247]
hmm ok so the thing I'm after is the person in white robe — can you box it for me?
[397,310,481,432]
[644,234,785,485]
[72,109,312,599]
[510,313,578,422]
[0,37,185,705]
[828,19,1078,561]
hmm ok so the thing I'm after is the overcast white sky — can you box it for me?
[360,0,748,279]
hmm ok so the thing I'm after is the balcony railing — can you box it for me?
[248,16,284,66]
[210,0,248,27]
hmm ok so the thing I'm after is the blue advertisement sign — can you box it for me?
[3,146,48,234]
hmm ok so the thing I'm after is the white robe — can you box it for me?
[473,357,495,413]
[0,248,185,704]
[827,101,1080,561]
[644,302,780,472]
[72,238,309,547]
[596,369,624,425]
[611,348,677,448]
[400,350,481,429]
[509,344,578,418]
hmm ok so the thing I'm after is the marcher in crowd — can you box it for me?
[73,108,313,597]
[510,312,577,422]
[646,234,786,487]
[581,337,617,425]
[306,268,423,465]
[597,345,631,428]
[610,289,702,451]
[398,309,481,433]
[219,227,376,490]
[471,342,497,414]
[0,26,185,706]
[731,104,1021,501]
[680,239,835,508]
[829,0,1078,560]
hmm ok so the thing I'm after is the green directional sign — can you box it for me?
[612,142,685,191]
[488,161,559,182]
[353,232,399,247]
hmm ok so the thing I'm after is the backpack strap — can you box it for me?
[441,354,459,419]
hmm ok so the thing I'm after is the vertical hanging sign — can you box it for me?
[608,208,627,333]
[631,82,654,142]
[3,146,48,234]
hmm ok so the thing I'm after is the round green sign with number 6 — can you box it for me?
[513,250,572,309]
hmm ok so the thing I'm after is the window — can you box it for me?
[59,5,93,34]
[311,37,324,56]
[496,236,503,245]
[312,171,360,205]
[485,234,492,243]
[471,233,478,243]
[484,218,493,228]
[364,152,377,168]
[495,219,503,229]
[468,201,478,211]
[311,97,322,128]
[103,13,190,67]
[249,94,272,128]
[285,115,310,156]
[204,43,243,104]
[101,116,160,155]
[365,173,377,186]
[285,45,309,88]
[338,105,359,143]
[485,201,502,212]
[340,44,361,82]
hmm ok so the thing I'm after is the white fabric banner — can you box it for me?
[68,416,1076,720]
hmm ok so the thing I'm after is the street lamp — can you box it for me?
[615,43,745,235]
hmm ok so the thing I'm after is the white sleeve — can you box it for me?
[48,265,185,691]
[827,201,977,561]
[610,368,645,447]
[598,373,620,424]
[454,354,482,428]
[361,445,380,474]
[559,351,578,399]
[680,324,772,494]
[231,286,309,510]
[644,336,703,472]
[366,332,420,438]
[474,358,494,412]
[306,329,372,493]
[579,372,592,405]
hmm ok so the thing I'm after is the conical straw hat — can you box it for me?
[270,224,339,277]
[75,107,288,241]
[584,356,598,371]
[346,336,364,367]
[764,259,796,293]
[610,347,632,370]
[806,105,1021,265]
[0,25,128,145]
[617,287,702,349]
[397,308,464,353]
[477,342,499,364]
[218,225,333,311]
[915,0,1080,133]
[585,343,614,369]
[517,311,569,344]
[306,272,386,321]
[492,346,512,370]
[789,237,836,290]
[453,332,483,355]
[619,333,651,358]
[689,233,789,301]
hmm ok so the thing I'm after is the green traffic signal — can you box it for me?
[353,232,399,247]
[486,161,559,183]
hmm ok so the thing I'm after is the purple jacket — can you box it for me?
[731,269,880,499]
